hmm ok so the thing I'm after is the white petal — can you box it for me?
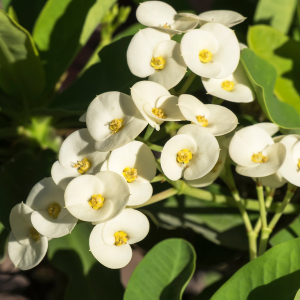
[156,95,184,120]
[51,161,80,190]
[252,122,279,137]
[229,126,274,167]
[8,232,48,270]
[127,28,170,78]
[100,159,109,171]
[9,203,33,246]
[256,172,287,188]
[89,223,132,269]
[108,141,156,182]
[200,23,240,79]
[131,81,170,130]
[239,43,248,51]
[178,125,220,180]
[205,104,238,136]
[148,40,187,90]
[236,143,286,177]
[79,112,86,122]
[171,16,198,32]
[102,209,149,245]
[161,134,197,181]
[136,1,177,27]
[198,10,246,27]
[181,29,222,78]
[127,180,153,206]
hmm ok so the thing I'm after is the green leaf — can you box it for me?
[48,222,124,300]
[248,25,300,125]
[254,0,297,34]
[46,36,140,116]
[211,237,300,300]
[124,238,196,300]
[240,48,300,129]
[33,0,116,91]
[0,149,56,229]
[0,10,45,109]
[294,289,300,300]
[270,216,300,246]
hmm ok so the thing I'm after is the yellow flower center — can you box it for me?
[88,194,105,210]
[297,159,300,170]
[251,152,268,163]
[221,80,235,92]
[29,227,40,242]
[109,119,124,134]
[199,49,212,63]
[152,108,167,119]
[73,158,92,174]
[48,202,61,219]
[177,149,193,164]
[114,231,129,246]
[123,167,138,183]
[196,115,208,127]
[162,23,170,28]
[151,56,166,70]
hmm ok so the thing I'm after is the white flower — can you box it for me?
[79,113,86,122]
[25,178,77,238]
[278,135,300,187]
[178,10,246,28]
[259,172,287,188]
[201,61,255,103]
[8,203,48,270]
[161,124,220,181]
[181,23,240,79]
[131,81,184,130]
[252,122,279,137]
[127,28,187,90]
[51,129,109,190]
[136,1,198,35]
[64,171,130,222]
[229,126,286,177]
[178,94,238,135]
[86,92,148,152]
[89,208,149,269]
[102,141,156,206]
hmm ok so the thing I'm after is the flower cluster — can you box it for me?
[7,1,299,273]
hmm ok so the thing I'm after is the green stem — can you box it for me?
[151,174,165,183]
[136,136,163,152]
[175,73,196,95]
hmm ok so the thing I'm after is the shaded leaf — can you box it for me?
[0,222,9,263]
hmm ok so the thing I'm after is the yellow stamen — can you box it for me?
[73,158,92,174]
[48,202,61,219]
[151,56,166,70]
[177,149,193,164]
[123,167,138,183]
[162,23,170,28]
[29,227,40,242]
[88,194,105,210]
[114,231,129,246]
[221,80,235,92]
[199,49,212,63]
[109,119,124,134]
[152,108,167,119]
[297,159,300,170]
[251,152,268,163]
[196,115,208,127]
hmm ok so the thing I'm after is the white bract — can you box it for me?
[179,10,246,28]
[8,203,48,270]
[178,94,238,135]
[229,126,286,177]
[181,23,240,79]
[127,28,187,90]
[201,62,255,103]
[131,81,184,130]
[102,141,156,206]
[86,92,147,152]
[161,124,220,181]
[278,135,300,187]
[26,178,77,238]
[51,129,109,190]
[90,208,149,269]
[64,171,130,222]
[136,1,198,35]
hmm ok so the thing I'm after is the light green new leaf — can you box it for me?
[248,25,300,122]
[0,10,45,108]
[211,237,300,300]
[33,0,116,91]
[48,222,124,300]
[295,289,300,300]
[240,48,300,129]
[124,238,196,300]
[254,0,297,34]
